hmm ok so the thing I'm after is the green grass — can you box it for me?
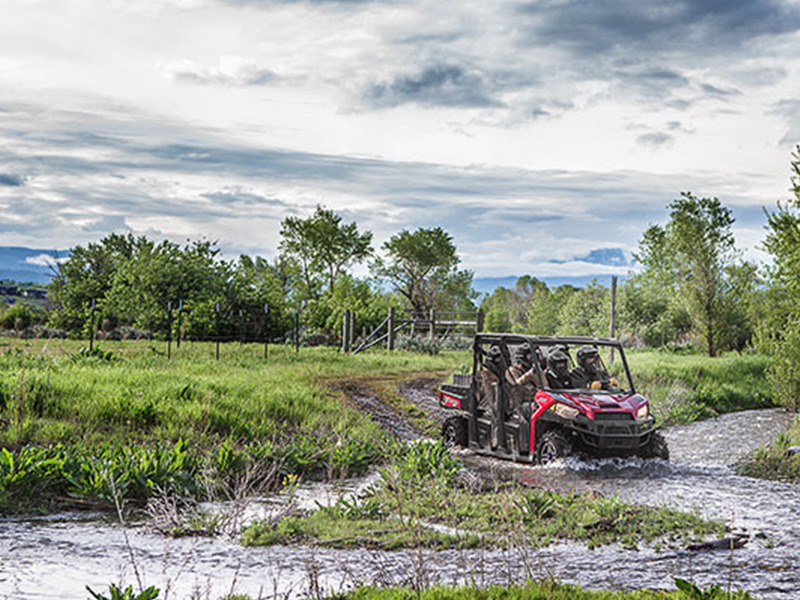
[736,414,800,481]
[241,441,723,551]
[311,580,757,600]
[89,579,760,600]
[0,338,466,512]
[620,351,774,423]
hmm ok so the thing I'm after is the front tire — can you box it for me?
[442,416,468,448]
[537,430,571,465]
[640,430,669,460]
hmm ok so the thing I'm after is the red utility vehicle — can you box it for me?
[438,334,668,464]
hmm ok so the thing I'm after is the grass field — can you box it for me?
[0,338,463,512]
[618,350,774,423]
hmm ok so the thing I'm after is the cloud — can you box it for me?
[24,253,67,267]
[160,56,275,87]
[574,248,628,267]
[365,64,504,109]
[770,98,800,146]
[517,0,800,56]
[637,132,674,148]
[0,174,24,187]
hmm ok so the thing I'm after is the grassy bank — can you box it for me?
[310,581,757,600]
[736,414,800,481]
[0,338,465,512]
[241,441,723,551]
[621,351,774,424]
[89,579,759,600]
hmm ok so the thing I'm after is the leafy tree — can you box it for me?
[48,233,147,334]
[279,206,373,302]
[668,192,738,356]
[627,193,749,355]
[527,284,578,335]
[373,227,477,318]
[758,145,800,408]
[482,276,548,333]
[556,280,609,337]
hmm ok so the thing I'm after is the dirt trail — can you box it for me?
[332,376,446,442]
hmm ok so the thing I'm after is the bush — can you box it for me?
[765,319,800,411]
[0,303,47,332]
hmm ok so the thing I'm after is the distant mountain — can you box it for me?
[0,247,68,284]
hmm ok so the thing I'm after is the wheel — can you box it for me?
[640,430,669,460]
[442,416,468,448]
[537,430,571,465]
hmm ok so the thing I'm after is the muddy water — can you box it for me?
[2,409,798,599]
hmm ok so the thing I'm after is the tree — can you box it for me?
[668,192,737,357]
[527,284,577,335]
[759,145,800,409]
[48,233,147,334]
[279,206,373,301]
[556,280,609,337]
[481,276,548,333]
[372,227,477,318]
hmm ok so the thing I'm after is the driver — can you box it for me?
[505,342,540,415]
[571,346,618,389]
[545,348,573,389]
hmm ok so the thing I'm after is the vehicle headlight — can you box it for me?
[636,405,649,420]
[554,404,579,419]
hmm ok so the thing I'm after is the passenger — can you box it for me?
[571,346,618,389]
[479,345,505,448]
[478,345,504,412]
[545,348,573,389]
[504,342,540,415]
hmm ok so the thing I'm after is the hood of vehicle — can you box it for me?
[551,391,648,415]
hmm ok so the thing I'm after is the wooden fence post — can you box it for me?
[342,309,351,353]
[429,308,436,343]
[609,275,617,363]
[387,307,395,351]
[476,309,484,333]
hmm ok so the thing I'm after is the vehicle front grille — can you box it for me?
[594,412,633,421]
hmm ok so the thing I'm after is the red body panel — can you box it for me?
[529,390,649,454]
[439,391,462,409]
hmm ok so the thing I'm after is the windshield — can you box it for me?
[533,342,631,393]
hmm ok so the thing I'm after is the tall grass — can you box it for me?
[0,339,465,512]
[621,351,774,423]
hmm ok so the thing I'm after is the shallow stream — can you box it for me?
[1,408,798,599]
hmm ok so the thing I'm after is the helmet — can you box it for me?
[547,349,569,376]
[514,343,533,368]
[577,346,599,370]
[484,345,504,375]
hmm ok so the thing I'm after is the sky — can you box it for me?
[1,0,800,281]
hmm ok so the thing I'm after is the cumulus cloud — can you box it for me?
[160,55,275,87]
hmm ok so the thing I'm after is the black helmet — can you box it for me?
[577,346,599,370]
[514,343,533,368]
[547,349,569,375]
[484,345,504,376]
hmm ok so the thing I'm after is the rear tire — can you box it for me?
[640,430,669,460]
[537,430,571,465]
[442,416,468,448]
